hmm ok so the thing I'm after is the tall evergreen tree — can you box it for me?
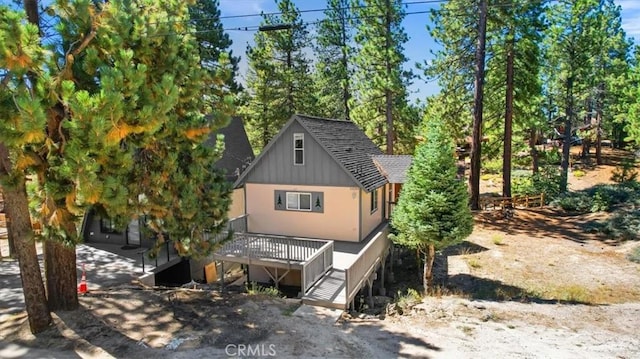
[0,0,233,317]
[0,2,53,332]
[391,117,473,292]
[351,0,417,154]
[586,0,631,163]
[188,0,241,92]
[314,0,352,120]
[240,0,315,151]
[424,0,477,138]
[626,47,640,144]
[482,0,545,193]
[544,0,600,192]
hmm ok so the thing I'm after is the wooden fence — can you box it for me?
[480,193,545,210]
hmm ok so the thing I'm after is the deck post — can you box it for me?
[220,260,225,293]
[388,244,395,282]
[366,277,374,309]
[379,257,386,296]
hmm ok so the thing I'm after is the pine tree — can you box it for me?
[188,0,241,92]
[391,117,473,293]
[351,0,417,154]
[314,0,352,120]
[544,0,600,192]
[586,0,631,163]
[240,0,316,151]
[482,0,545,193]
[0,0,233,317]
[0,3,52,333]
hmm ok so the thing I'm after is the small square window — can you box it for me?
[293,133,304,165]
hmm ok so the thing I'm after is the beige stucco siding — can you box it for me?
[227,187,245,219]
[245,183,360,241]
[360,187,384,240]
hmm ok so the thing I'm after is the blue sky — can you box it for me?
[219,0,640,102]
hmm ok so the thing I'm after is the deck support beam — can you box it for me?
[388,244,395,282]
[379,255,387,296]
[366,275,374,309]
[263,266,290,289]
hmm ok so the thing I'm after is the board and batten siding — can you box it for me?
[243,122,356,187]
[245,183,360,242]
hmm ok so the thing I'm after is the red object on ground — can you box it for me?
[78,263,88,294]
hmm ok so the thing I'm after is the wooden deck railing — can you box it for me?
[301,241,334,293]
[344,224,390,306]
[480,193,545,210]
[208,214,249,243]
[217,234,327,262]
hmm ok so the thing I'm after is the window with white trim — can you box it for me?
[286,192,312,211]
[370,188,379,213]
[293,133,304,165]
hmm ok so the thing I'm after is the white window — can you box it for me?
[370,189,378,213]
[286,192,312,211]
[294,133,304,165]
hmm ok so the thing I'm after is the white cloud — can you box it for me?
[618,0,640,41]
[618,0,640,12]
[219,0,267,16]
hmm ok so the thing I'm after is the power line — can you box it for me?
[152,0,444,26]
[150,1,551,38]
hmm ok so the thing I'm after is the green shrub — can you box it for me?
[599,209,640,241]
[483,158,503,175]
[573,169,586,178]
[388,288,422,315]
[245,282,282,298]
[586,184,636,207]
[591,189,611,212]
[513,165,563,203]
[552,183,640,214]
[611,158,638,183]
[628,246,640,264]
[552,193,593,213]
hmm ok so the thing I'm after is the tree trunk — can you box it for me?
[529,129,539,175]
[469,0,488,210]
[560,76,573,193]
[596,110,602,165]
[502,35,514,199]
[44,240,78,311]
[0,144,51,334]
[422,244,436,294]
[6,214,16,258]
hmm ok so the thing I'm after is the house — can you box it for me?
[214,114,395,309]
[80,116,254,283]
[372,155,413,217]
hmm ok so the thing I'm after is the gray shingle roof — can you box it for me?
[205,116,254,182]
[296,114,387,192]
[372,155,413,184]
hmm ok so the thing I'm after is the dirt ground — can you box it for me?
[1,147,640,358]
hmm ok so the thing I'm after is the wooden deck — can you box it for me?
[213,233,329,269]
[213,222,390,310]
[302,223,390,309]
